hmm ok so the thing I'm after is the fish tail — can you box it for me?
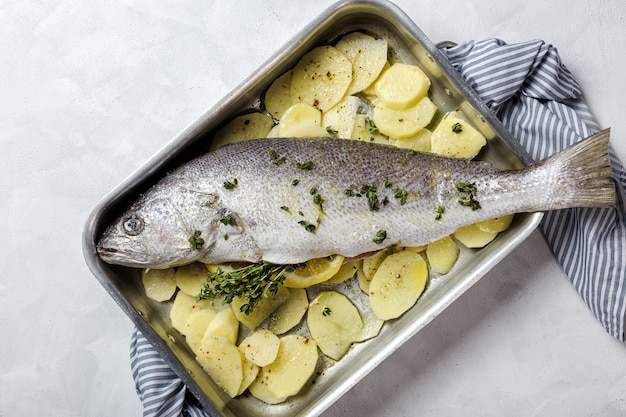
[538,128,615,208]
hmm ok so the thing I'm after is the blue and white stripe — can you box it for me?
[129,38,626,415]
[441,39,626,341]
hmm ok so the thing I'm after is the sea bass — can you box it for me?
[97,130,615,269]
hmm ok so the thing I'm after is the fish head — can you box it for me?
[97,192,218,269]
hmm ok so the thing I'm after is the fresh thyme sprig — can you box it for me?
[197,262,297,315]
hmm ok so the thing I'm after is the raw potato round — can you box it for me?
[322,95,361,139]
[290,45,352,113]
[195,336,243,398]
[141,268,176,301]
[231,284,290,330]
[374,63,431,109]
[169,292,218,335]
[175,264,207,296]
[325,259,360,285]
[389,128,432,152]
[335,32,388,95]
[264,70,296,120]
[268,287,308,335]
[476,215,515,233]
[426,235,460,275]
[351,114,389,144]
[237,348,259,396]
[240,329,281,367]
[368,250,428,320]
[454,223,498,248]
[210,112,274,150]
[430,117,487,158]
[202,307,239,345]
[307,291,364,360]
[184,309,217,353]
[248,376,287,405]
[253,335,318,400]
[373,96,437,138]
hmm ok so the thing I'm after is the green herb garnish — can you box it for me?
[456,181,481,210]
[292,179,300,186]
[360,184,379,211]
[188,230,204,250]
[197,262,290,315]
[293,161,315,170]
[394,188,408,205]
[435,205,445,220]
[452,122,463,133]
[368,118,378,135]
[384,176,393,188]
[456,181,477,194]
[298,220,317,232]
[326,126,338,137]
[219,215,237,226]
[269,147,287,165]
[322,307,332,316]
[280,205,290,213]
[223,178,238,190]
[373,230,387,244]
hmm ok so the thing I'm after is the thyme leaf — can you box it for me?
[223,178,238,190]
[197,262,290,315]
[373,230,387,245]
[188,230,204,250]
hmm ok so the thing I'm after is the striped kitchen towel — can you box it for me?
[440,39,626,341]
[129,39,626,416]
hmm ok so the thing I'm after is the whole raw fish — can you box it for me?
[97,129,615,269]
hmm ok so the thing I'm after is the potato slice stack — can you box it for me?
[140,31,518,405]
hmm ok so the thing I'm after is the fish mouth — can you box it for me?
[96,240,150,268]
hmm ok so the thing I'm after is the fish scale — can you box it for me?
[97,130,615,269]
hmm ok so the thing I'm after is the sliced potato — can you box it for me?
[210,112,274,150]
[374,63,431,109]
[280,102,322,127]
[354,314,385,342]
[248,376,287,405]
[283,255,345,288]
[237,348,260,396]
[141,268,176,302]
[322,95,361,139]
[335,32,388,95]
[255,335,318,400]
[290,45,352,113]
[278,121,331,138]
[307,291,364,360]
[430,116,487,158]
[358,249,391,293]
[368,250,428,320]
[389,128,432,152]
[169,292,216,335]
[195,336,243,398]
[426,235,460,275]
[476,214,515,233]
[453,223,498,248]
[268,287,308,335]
[184,308,217,353]
[373,96,437,138]
[325,259,360,285]
[351,114,389,144]
[202,307,239,345]
[175,264,207,296]
[239,329,281,367]
[231,284,290,330]
[264,70,297,120]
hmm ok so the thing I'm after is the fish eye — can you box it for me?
[122,213,144,236]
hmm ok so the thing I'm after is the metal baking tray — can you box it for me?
[82,0,543,415]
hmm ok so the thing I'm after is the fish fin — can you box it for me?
[540,128,615,208]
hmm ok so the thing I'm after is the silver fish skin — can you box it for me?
[97,129,615,269]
